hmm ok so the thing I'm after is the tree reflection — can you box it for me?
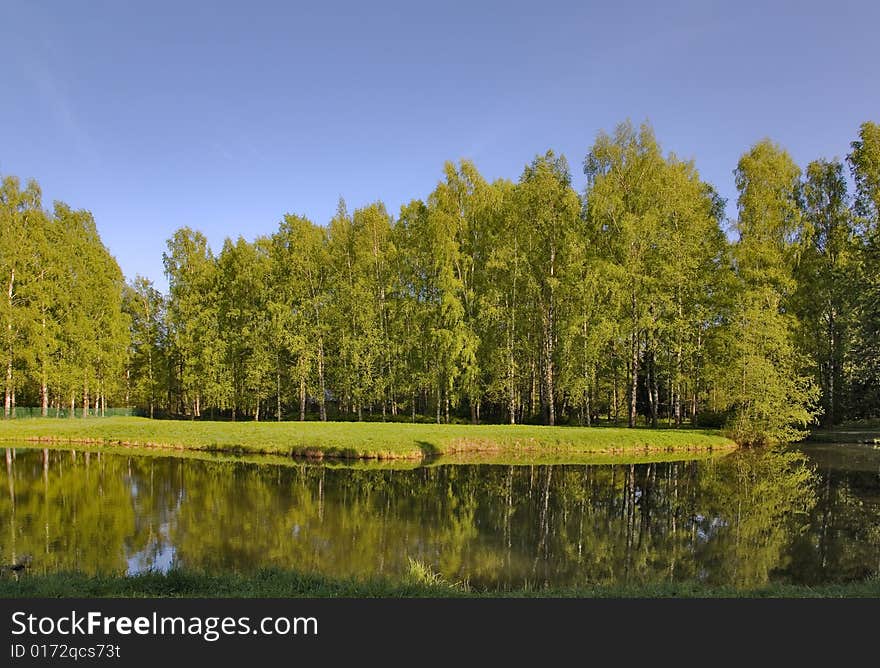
[784,463,880,584]
[2,446,867,589]
[1,448,138,574]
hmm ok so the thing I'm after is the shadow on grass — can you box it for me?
[415,440,441,458]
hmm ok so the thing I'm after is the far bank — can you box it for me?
[0,416,737,461]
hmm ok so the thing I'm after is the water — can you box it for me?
[1,443,878,589]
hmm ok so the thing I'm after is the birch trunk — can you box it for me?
[4,268,13,419]
[629,330,639,428]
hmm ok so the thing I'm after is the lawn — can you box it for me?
[808,419,880,444]
[0,416,736,461]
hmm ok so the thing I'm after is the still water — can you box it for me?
[1,443,878,589]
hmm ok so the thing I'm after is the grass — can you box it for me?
[0,440,731,470]
[0,569,877,598]
[808,419,880,444]
[0,416,736,462]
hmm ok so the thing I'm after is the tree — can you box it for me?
[848,121,880,416]
[473,178,519,423]
[583,122,728,429]
[30,209,63,416]
[123,277,167,418]
[52,203,129,418]
[355,203,396,419]
[216,237,274,420]
[393,199,434,420]
[422,162,488,423]
[514,151,580,425]
[848,121,880,225]
[724,140,818,444]
[326,200,390,420]
[584,123,667,428]
[794,159,857,425]
[270,214,331,421]
[0,176,43,417]
[163,228,221,417]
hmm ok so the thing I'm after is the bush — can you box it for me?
[693,409,732,429]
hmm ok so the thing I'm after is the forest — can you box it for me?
[2,120,879,445]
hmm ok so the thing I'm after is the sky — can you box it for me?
[1,0,878,291]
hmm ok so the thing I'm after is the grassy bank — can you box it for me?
[808,419,880,444]
[0,440,730,470]
[0,569,876,598]
[0,416,736,461]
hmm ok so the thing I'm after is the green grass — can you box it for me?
[0,569,876,598]
[0,416,736,461]
[0,440,731,470]
[807,419,880,444]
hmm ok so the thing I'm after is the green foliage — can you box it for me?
[725,141,819,444]
[216,236,275,418]
[514,151,581,426]
[123,277,167,418]
[163,228,222,415]
[793,160,857,425]
[583,121,730,430]
[848,121,880,223]
[847,122,880,416]
[0,176,44,416]
[4,117,880,437]
[325,200,395,419]
[1,178,128,417]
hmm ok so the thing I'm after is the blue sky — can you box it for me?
[2,1,878,291]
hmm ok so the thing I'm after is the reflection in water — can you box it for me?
[785,443,880,584]
[1,444,877,588]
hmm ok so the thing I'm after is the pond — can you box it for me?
[1,443,878,589]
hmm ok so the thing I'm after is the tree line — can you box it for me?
[0,182,128,419]
[2,120,879,443]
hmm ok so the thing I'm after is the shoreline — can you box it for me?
[0,569,875,599]
[1,438,735,469]
[0,416,738,462]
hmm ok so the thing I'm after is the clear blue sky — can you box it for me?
[2,1,878,291]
